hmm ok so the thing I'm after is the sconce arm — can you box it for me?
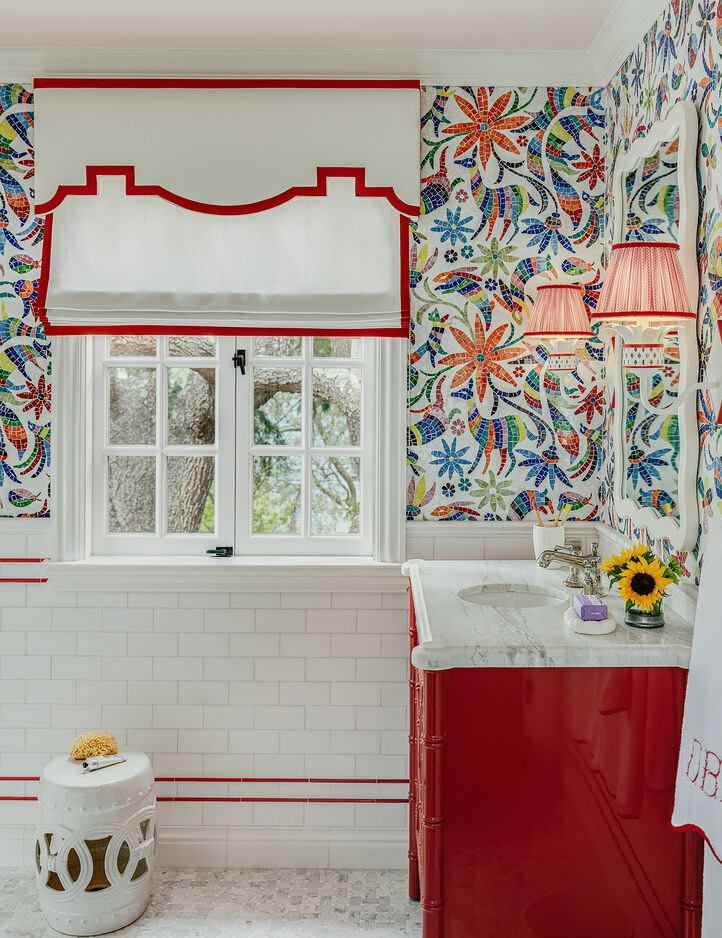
[638,375,722,415]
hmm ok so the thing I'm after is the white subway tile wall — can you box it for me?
[0,568,410,869]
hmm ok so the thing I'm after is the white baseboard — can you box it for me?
[1,824,407,871]
[153,826,407,871]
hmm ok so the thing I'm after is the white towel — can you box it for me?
[673,526,722,935]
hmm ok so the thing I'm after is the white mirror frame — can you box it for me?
[609,99,699,551]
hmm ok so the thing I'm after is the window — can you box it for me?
[90,334,376,557]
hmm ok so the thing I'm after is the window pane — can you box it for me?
[107,456,156,533]
[168,336,216,357]
[167,456,215,533]
[167,368,215,445]
[312,368,361,446]
[253,337,302,357]
[254,367,302,445]
[311,456,360,535]
[108,368,156,445]
[313,337,362,359]
[108,336,157,357]
[253,455,302,533]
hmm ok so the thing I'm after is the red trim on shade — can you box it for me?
[34,78,421,91]
[624,343,664,348]
[0,796,36,801]
[536,283,583,291]
[524,331,593,338]
[590,310,696,319]
[0,578,47,583]
[35,164,419,218]
[36,171,412,337]
[611,240,680,250]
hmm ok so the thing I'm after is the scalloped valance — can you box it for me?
[34,80,419,335]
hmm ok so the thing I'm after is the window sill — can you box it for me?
[44,556,408,594]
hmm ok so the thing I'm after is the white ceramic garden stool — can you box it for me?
[33,749,157,937]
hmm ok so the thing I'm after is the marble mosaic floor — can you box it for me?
[0,868,422,937]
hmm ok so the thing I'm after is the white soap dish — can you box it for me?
[564,607,616,635]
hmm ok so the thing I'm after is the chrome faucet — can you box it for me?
[537,541,607,597]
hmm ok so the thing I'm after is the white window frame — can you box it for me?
[49,333,406,583]
[237,337,374,557]
[91,336,236,556]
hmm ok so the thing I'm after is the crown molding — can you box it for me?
[0,46,601,86]
[588,0,669,85]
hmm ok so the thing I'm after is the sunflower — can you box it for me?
[617,557,674,612]
[599,544,648,573]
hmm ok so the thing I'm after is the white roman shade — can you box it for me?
[34,80,420,335]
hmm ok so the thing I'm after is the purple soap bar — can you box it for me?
[573,594,608,621]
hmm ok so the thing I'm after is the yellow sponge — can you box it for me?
[70,731,118,760]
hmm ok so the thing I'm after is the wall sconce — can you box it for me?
[523,282,596,407]
[593,241,700,413]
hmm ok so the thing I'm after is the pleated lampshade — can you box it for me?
[524,283,593,340]
[593,241,694,324]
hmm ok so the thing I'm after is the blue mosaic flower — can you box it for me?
[517,445,571,490]
[429,437,472,480]
[458,477,471,492]
[442,482,456,498]
[520,213,573,254]
[431,207,475,247]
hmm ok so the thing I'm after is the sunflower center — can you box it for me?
[630,573,656,596]
[477,353,485,363]
[479,122,489,132]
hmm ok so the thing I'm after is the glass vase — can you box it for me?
[624,598,665,629]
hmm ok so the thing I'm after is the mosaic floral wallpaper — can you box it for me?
[605,0,722,583]
[0,83,48,518]
[408,86,607,523]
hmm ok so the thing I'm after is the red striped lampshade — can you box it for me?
[524,283,593,339]
[593,241,694,323]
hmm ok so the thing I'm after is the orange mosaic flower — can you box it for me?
[444,89,528,168]
[439,315,524,405]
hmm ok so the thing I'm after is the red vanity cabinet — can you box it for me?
[408,598,703,938]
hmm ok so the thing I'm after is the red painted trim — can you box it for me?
[35,164,419,218]
[674,822,722,864]
[34,78,421,90]
[0,578,47,583]
[537,283,583,291]
[611,241,680,250]
[0,796,36,801]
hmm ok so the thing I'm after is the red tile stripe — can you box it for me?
[0,557,47,583]
[0,776,409,804]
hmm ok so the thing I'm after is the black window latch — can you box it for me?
[232,349,246,374]
[206,547,233,557]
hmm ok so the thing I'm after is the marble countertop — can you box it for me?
[403,559,695,671]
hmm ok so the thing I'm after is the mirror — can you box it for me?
[621,139,679,244]
[610,100,699,550]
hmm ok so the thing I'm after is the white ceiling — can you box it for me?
[11,0,620,51]
[1,0,668,86]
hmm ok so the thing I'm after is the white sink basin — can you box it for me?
[458,583,569,609]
